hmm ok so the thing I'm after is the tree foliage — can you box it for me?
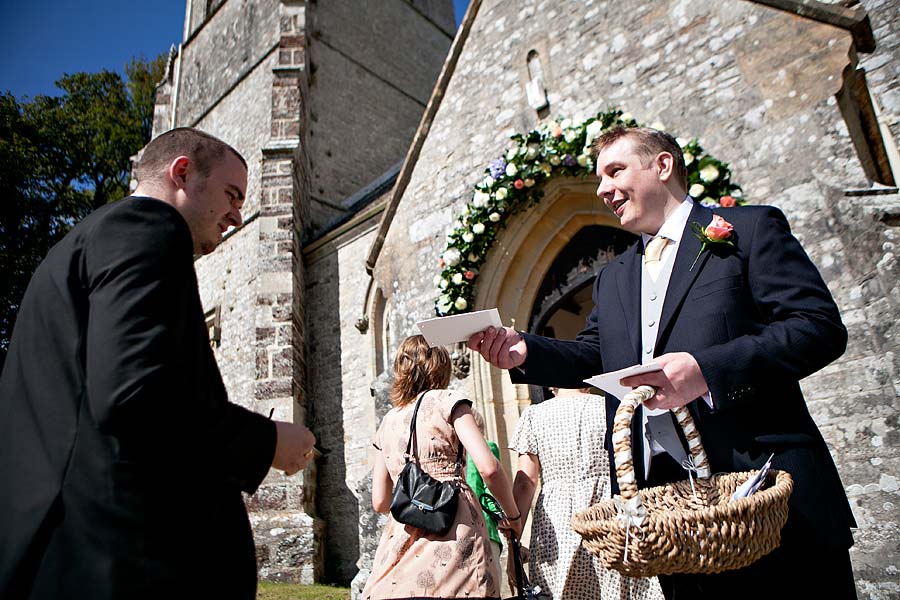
[0,53,166,366]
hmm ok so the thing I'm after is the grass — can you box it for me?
[257,582,351,600]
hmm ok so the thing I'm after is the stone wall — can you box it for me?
[817,189,900,600]
[303,0,455,236]
[304,215,384,583]
[183,33,279,458]
[370,0,900,596]
[195,58,275,216]
[177,0,281,127]
[296,0,455,585]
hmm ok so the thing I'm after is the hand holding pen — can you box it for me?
[267,407,319,476]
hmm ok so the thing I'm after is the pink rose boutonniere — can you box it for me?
[689,215,735,271]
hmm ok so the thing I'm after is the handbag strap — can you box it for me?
[404,390,465,478]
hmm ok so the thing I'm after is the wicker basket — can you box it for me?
[571,385,794,577]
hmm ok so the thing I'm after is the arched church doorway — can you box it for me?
[526,225,637,402]
[469,179,637,470]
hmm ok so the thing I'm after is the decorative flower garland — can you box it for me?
[434,109,745,316]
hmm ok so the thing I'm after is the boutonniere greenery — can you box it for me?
[690,215,735,271]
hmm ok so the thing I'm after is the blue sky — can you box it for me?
[0,0,470,100]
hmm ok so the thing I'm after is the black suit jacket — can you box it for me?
[513,202,855,549]
[0,197,277,599]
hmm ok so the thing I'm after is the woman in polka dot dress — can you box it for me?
[509,387,665,600]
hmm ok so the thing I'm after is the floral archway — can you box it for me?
[434,109,745,315]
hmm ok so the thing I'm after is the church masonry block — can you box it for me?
[249,0,323,584]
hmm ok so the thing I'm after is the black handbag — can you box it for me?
[389,391,462,535]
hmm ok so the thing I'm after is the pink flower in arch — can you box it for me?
[719,195,736,208]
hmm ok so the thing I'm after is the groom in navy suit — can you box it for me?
[468,127,857,598]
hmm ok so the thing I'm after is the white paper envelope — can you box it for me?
[417,308,503,347]
[583,362,662,400]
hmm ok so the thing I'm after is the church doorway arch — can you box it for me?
[526,224,637,403]
[470,178,636,468]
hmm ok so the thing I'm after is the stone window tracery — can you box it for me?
[525,50,549,113]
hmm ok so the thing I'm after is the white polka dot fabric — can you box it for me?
[510,393,664,600]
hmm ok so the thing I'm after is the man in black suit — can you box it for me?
[0,127,316,599]
[468,127,857,598]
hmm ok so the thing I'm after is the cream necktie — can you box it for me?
[644,236,669,281]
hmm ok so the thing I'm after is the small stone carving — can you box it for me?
[450,343,470,379]
[355,316,370,334]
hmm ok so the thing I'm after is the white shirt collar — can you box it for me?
[641,195,694,246]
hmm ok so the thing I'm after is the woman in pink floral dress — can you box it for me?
[362,335,521,600]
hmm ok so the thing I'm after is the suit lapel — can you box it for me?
[615,242,643,362]
[657,203,714,345]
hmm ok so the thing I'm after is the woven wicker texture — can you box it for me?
[571,386,793,577]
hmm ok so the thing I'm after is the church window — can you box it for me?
[525,50,549,114]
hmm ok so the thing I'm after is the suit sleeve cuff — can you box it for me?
[226,408,278,494]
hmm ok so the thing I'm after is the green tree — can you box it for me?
[0,53,166,367]
[127,53,168,142]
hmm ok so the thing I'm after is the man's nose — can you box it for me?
[228,206,243,228]
[596,178,613,200]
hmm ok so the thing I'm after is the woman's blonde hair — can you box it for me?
[389,335,451,407]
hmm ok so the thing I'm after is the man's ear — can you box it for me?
[167,156,192,189]
[655,152,675,183]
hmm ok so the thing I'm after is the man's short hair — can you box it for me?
[134,127,247,184]
[592,126,688,192]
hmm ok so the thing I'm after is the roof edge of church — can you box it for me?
[303,161,403,250]
[748,0,875,52]
[364,0,484,276]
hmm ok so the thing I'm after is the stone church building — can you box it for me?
[148,0,899,596]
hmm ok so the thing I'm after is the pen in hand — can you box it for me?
[267,407,324,459]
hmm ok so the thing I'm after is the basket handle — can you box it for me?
[613,385,711,501]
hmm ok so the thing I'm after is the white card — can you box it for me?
[731,453,775,501]
[583,362,662,400]
[417,308,503,347]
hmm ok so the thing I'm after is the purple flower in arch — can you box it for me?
[488,158,507,179]
[562,154,577,167]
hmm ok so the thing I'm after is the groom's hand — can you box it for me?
[467,326,527,370]
[620,352,708,410]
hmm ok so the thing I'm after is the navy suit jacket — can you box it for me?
[0,197,277,599]
[513,202,855,548]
